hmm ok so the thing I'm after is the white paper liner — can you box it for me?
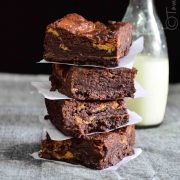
[134,81,148,98]
[30,148,142,171]
[40,110,141,141]
[38,37,144,69]
[32,81,70,100]
[31,80,148,100]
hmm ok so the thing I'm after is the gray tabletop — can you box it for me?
[0,73,180,180]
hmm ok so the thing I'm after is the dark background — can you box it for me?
[1,0,180,83]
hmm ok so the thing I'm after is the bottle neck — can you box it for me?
[123,0,168,57]
[129,0,155,15]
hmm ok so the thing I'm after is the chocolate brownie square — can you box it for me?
[44,13,133,67]
[45,98,129,138]
[50,64,137,100]
[39,125,135,169]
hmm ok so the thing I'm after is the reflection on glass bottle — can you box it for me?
[123,0,169,127]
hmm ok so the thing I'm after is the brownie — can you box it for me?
[44,13,133,67]
[45,98,129,138]
[50,64,137,100]
[39,125,135,170]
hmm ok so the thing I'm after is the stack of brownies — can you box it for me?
[38,13,139,169]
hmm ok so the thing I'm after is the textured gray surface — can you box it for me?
[0,73,180,180]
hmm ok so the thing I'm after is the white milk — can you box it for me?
[126,56,169,126]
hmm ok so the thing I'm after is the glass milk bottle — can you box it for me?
[123,0,169,127]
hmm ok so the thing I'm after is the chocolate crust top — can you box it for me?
[48,13,133,43]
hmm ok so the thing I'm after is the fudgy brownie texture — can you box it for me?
[45,98,129,138]
[50,64,137,100]
[39,125,135,170]
[44,13,133,67]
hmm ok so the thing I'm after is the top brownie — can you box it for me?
[44,13,133,67]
